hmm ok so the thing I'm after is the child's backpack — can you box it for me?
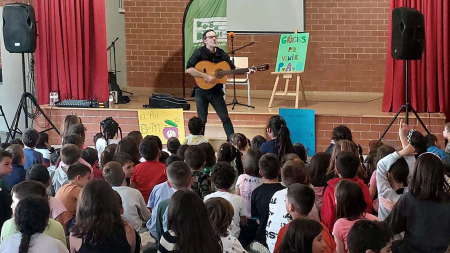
[192,171,213,199]
[99,117,122,142]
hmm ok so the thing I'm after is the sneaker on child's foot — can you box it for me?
[249,241,270,253]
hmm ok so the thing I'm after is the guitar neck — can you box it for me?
[220,68,249,76]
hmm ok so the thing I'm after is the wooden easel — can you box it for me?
[268,30,308,108]
[268,71,307,108]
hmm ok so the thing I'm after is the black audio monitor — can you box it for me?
[391,7,425,60]
[3,3,37,53]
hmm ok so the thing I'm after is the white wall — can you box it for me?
[0,7,30,134]
[105,0,127,87]
[227,0,305,33]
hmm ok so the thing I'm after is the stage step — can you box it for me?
[204,124,267,151]
[208,138,227,151]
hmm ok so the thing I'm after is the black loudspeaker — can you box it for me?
[391,7,425,60]
[2,3,37,53]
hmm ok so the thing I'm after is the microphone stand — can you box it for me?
[227,42,256,55]
[107,37,133,96]
[226,36,255,110]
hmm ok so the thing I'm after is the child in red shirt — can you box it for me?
[130,136,166,203]
[321,151,372,231]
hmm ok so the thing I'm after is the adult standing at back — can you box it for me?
[186,29,235,140]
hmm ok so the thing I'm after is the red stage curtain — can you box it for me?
[383,0,450,118]
[35,0,108,105]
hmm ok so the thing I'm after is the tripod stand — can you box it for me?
[6,53,60,142]
[380,60,430,139]
[226,34,255,110]
[108,37,133,98]
[0,105,13,140]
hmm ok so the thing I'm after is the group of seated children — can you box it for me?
[1,114,450,253]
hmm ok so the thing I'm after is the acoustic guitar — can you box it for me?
[194,60,270,90]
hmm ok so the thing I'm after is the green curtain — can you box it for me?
[183,0,227,69]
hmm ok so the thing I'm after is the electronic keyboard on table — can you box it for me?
[55,99,106,108]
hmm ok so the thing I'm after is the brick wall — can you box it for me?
[35,108,446,155]
[0,0,391,93]
[34,108,140,146]
[124,0,390,93]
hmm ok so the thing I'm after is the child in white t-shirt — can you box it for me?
[266,160,320,253]
[35,132,52,166]
[103,161,150,232]
[204,162,247,238]
[94,132,120,167]
[235,148,263,216]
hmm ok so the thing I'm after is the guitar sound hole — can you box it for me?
[216,68,223,78]
[203,68,206,73]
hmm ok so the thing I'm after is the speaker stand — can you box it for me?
[6,54,60,142]
[8,92,60,142]
[0,105,13,140]
[380,60,430,140]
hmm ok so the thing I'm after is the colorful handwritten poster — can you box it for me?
[279,108,315,157]
[276,33,309,72]
[138,109,185,145]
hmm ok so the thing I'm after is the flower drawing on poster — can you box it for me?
[163,120,179,140]
[138,109,185,144]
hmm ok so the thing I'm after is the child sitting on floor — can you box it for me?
[347,220,394,253]
[204,162,247,238]
[22,128,44,170]
[26,165,72,229]
[82,147,102,179]
[130,137,166,203]
[274,183,335,253]
[183,116,209,145]
[35,132,52,167]
[103,161,150,233]
[52,144,82,193]
[333,180,379,253]
[250,154,284,251]
[321,151,372,231]
[55,163,91,233]
[205,197,247,253]
[0,197,68,253]
[113,152,135,186]
[3,144,26,189]
[167,137,180,155]
[185,145,212,199]
[3,181,66,246]
[266,160,320,252]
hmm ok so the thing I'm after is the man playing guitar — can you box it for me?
[186,29,240,140]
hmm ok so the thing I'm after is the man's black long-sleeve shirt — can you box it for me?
[186,46,235,93]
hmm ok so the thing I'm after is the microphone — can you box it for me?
[229,32,235,38]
